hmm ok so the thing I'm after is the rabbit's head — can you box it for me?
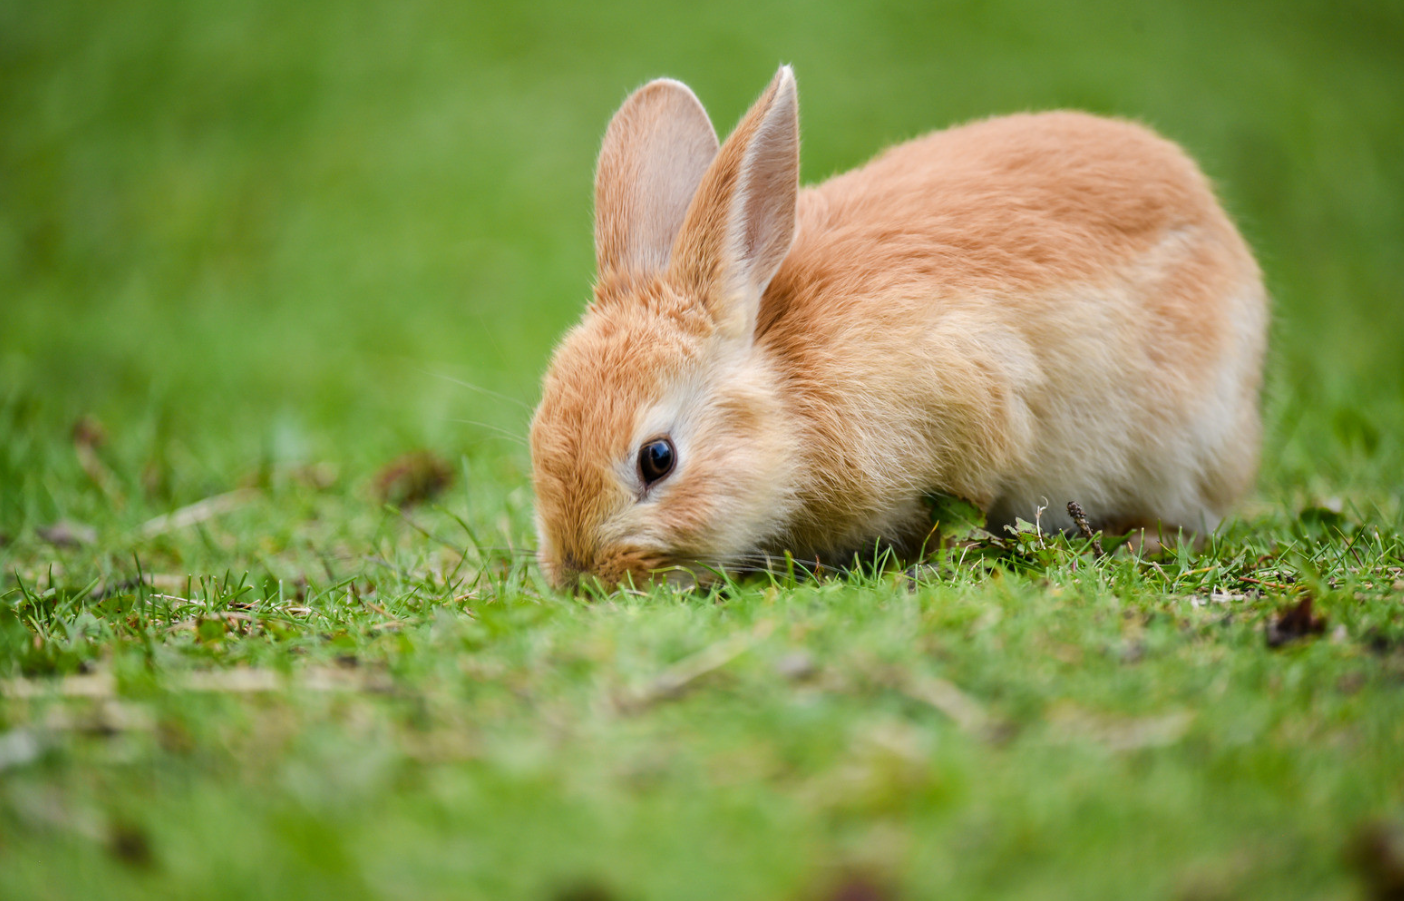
[530,68,802,590]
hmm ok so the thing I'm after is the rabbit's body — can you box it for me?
[764,111,1266,557]
[530,69,1267,589]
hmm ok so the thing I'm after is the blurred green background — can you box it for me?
[2,0,1401,530]
[3,4,1403,899]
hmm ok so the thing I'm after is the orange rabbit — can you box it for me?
[530,66,1267,590]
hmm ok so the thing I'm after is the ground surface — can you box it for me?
[2,1,1403,898]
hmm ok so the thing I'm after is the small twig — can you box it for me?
[1067,501,1105,557]
[1337,526,1366,569]
[361,599,407,630]
[1266,594,1327,648]
[152,594,198,606]
[393,508,466,554]
[893,671,991,737]
[72,416,126,509]
[2,667,389,699]
[140,489,259,538]
[1237,575,1292,591]
[165,612,254,632]
[75,444,126,509]
[1,673,115,699]
[620,620,775,712]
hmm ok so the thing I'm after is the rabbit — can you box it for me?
[529,66,1268,590]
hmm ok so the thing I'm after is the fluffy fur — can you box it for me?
[530,67,1268,590]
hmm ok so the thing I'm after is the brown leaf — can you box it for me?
[819,872,897,901]
[37,519,97,548]
[775,650,819,682]
[1365,628,1403,656]
[551,879,618,901]
[1351,819,1404,901]
[373,450,453,508]
[288,462,339,489]
[71,415,126,507]
[141,459,172,501]
[71,415,107,449]
[107,820,155,869]
[1266,594,1327,648]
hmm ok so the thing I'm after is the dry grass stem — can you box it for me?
[140,489,259,537]
[888,671,992,737]
[2,668,389,698]
[622,620,775,711]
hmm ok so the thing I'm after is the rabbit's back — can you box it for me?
[765,111,1254,333]
[759,111,1266,546]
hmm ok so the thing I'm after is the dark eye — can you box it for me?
[638,438,676,486]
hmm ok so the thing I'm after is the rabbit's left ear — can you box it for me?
[594,79,720,277]
[669,66,799,342]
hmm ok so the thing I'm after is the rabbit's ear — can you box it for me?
[669,66,798,341]
[594,79,719,276]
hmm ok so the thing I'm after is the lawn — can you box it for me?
[2,1,1403,898]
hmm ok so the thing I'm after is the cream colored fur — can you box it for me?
[529,67,1268,590]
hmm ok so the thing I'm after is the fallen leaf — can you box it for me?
[1364,628,1402,656]
[107,820,155,869]
[1266,595,1327,648]
[373,450,453,508]
[551,879,618,901]
[922,492,985,544]
[72,416,125,507]
[141,459,170,500]
[1351,819,1404,901]
[289,462,339,489]
[1048,704,1194,751]
[37,520,97,548]
[71,415,107,449]
[820,871,897,901]
[775,650,818,682]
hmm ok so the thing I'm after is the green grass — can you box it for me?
[2,0,1403,898]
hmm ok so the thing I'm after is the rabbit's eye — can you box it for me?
[638,438,676,486]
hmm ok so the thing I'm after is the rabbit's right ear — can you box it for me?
[668,66,799,343]
[594,79,720,277]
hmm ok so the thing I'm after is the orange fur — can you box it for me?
[530,68,1267,590]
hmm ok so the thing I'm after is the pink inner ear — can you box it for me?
[666,66,800,338]
[735,74,799,295]
[594,79,719,277]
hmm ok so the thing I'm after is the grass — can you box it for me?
[2,0,1403,898]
